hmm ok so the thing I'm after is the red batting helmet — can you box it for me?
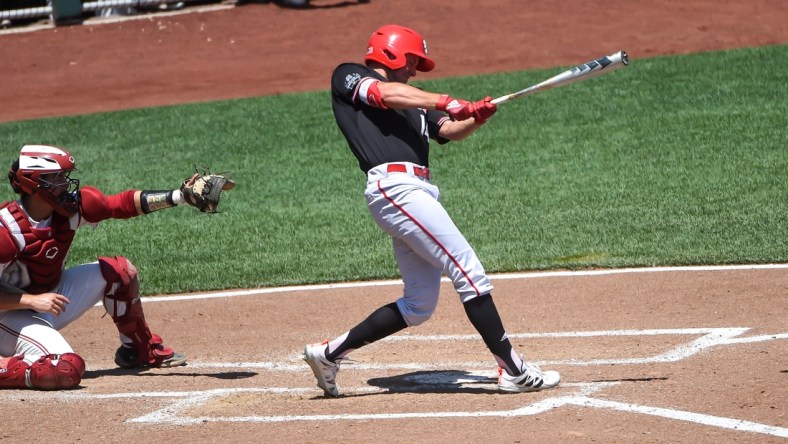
[8,145,80,216]
[365,25,435,72]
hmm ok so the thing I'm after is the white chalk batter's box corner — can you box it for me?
[2,325,786,439]
[7,265,786,439]
[111,326,788,440]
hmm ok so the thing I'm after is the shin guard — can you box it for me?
[100,256,174,367]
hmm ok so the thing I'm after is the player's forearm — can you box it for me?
[0,290,30,311]
[439,118,484,141]
[378,82,443,110]
[136,189,186,214]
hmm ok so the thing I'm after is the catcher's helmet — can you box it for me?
[8,145,80,216]
[365,25,435,72]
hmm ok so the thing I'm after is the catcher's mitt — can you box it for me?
[180,169,235,213]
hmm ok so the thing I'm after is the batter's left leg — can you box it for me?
[369,182,493,302]
[462,293,524,375]
[369,182,537,381]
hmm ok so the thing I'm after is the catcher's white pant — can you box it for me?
[0,263,105,364]
[365,162,493,326]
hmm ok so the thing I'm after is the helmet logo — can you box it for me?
[366,46,373,56]
[422,39,429,54]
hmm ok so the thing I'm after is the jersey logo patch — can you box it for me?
[45,247,59,259]
[344,73,361,91]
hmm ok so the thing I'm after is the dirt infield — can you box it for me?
[1,266,786,442]
[2,0,788,122]
[0,0,787,442]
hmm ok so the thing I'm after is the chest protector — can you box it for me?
[0,201,77,293]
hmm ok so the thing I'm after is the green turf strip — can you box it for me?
[1,45,785,294]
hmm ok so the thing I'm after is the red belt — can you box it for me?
[387,163,431,180]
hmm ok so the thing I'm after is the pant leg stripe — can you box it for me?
[377,181,482,297]
[0,322,50,356]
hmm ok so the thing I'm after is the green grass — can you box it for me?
[1,45,786,294]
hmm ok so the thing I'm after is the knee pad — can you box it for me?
[0,355,30,389]
[28,353,85,390]
[396,296,439,326]
[99,256,140,316]
[100,255,153,344]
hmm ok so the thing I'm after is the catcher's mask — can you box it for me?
[365,24,435,73]
[8,145,80,217]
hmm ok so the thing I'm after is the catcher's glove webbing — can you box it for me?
[180,169,235,213]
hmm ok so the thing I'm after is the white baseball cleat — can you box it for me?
[303,342,341,397]
[497,362,560,393]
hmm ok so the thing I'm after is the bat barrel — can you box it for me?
[492,50,629,105]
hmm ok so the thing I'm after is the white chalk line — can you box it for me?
[130,326,786,437]
[172,327,788,370]
[565,397,788,438]
[127,382,607,425]
[138,263,788,303]
[5,376,786,438]
[118,381,788,438]
[59,265,788,436]
[2,326,784,437]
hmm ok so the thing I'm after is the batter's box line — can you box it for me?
[125,381,613,425]
[119,382,788,439]
[182,327,787,370]
[4,380,786,438]
[12,382,782,438]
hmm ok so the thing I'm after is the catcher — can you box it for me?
[0,144,233,390]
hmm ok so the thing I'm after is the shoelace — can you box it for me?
[517,363,545,385]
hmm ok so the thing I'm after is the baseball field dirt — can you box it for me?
[1,1,786,442]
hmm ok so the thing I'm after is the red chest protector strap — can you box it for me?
[0,201,75,293]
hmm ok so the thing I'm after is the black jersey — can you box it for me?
[331,62,449,173]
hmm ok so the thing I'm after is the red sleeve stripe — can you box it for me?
[357,78,389,109]
[0,207,25,250]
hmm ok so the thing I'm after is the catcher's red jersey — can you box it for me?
[0,186,138,294]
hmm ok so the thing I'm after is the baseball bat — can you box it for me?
[491,51,629,105]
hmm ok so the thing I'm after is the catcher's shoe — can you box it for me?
[114,346,188,369]
[497,362,560,393]
[303,342,341,397]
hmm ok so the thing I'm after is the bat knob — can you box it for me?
[620,51,629,65]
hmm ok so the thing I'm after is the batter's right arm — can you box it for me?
[375,82,445,110]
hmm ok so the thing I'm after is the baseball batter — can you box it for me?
[303,25,560,396]
[0,145,227,390]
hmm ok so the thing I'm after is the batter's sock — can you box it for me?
[463,293,524,376]
[325,302,407,362]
